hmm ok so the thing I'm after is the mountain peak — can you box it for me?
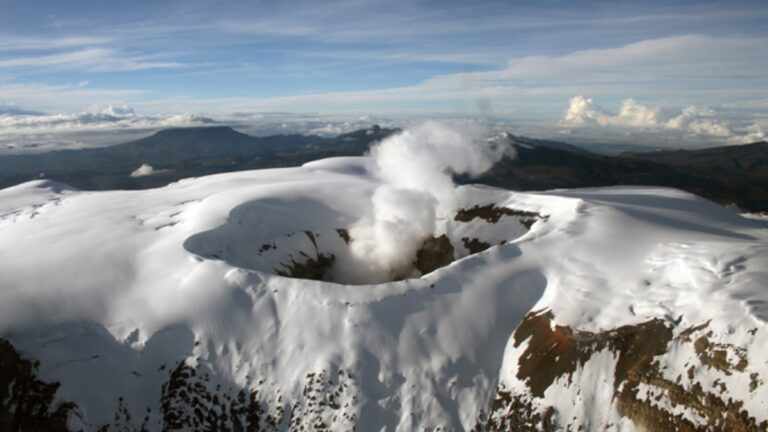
[151,125,244,137]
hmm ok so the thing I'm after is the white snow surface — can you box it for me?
[1,156,767,430]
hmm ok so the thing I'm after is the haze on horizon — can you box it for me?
[1,0,767,152]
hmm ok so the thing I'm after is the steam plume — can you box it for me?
[338,121,511,284]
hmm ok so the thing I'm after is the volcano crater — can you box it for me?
[184,199,546,285]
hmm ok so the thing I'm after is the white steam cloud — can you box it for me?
[337,121,511,284]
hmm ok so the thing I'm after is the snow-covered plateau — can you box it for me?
[1,156,767,431]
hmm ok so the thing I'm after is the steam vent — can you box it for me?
[186,202,546,285]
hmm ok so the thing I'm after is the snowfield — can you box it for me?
[1,156,767,431]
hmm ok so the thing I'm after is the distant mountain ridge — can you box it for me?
[472,138,768,212]
[0,125,395,190]
[622,141,768,179]
[0,126,766,211]
[0,126,326,174]
[505,133,592,154]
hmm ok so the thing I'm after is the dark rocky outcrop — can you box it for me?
[454,205,546,229]
[478,310,767,431]
[462,237,492,254]
[274,231,336,281]
[414,235,455,275]
[0,338,77,432]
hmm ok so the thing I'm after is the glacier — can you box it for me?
[1,156,767,431]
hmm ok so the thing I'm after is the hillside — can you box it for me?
[0,125,395,190]
[0,126,272,174]
[473,138,768,212]
[1,128,766,212]
[1,157,767,430]
[622,141,768,179]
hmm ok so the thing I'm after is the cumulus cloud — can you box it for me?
[560,96,741,141]
[737,120,768,144]
[667,106,733,137]
[335,121,511,284]
[560,96,605,126]
[561,96,663,128]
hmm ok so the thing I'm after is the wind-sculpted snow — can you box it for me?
[0,157,767,430]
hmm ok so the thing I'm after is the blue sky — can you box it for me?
[1,0,767,146]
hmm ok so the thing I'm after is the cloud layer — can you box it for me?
[0,105,214,130]
[0,26,766,146]
[0,106,217,153]
[0,48,185,72]
[560,96,766,144]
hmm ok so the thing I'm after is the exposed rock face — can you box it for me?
[273,231,336,281]
[159,363,358,432]
[462,237,492,254]
[6,313,766,432]
[479,310,768,431]
[1,334,361,432]
[454,204,546,228]
[275,252,335,281]
[414,234,455,275]
[268,204,543,283]
[160,360,285,431]
[0,338,76,432]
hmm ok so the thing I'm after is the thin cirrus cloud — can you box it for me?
[0,0,766,149]
[0,47,185,72]
[206,2,768,49]
[0,81,143,114]
[2,34,766,118]
[0,35,112,52]
[128,35,768,115]
[423,35,768,87]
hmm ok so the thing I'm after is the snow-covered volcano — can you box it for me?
[1,156,767,431]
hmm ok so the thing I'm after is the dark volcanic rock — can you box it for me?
[455,204,546,228]
[471,140,768,212]
[478,310,768,431]
[414,235,455,275]
[0,338,77,432]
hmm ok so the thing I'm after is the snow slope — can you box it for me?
[1,156,767,431]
